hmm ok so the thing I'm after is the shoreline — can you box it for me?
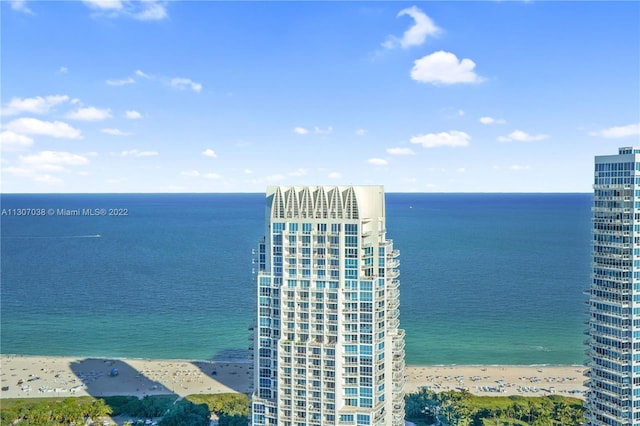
[0,355,586,401]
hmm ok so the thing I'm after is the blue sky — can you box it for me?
[1,1,639,193]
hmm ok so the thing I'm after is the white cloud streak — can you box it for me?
[5,118,82,139]
[82,0,168,20]
[588,123,640,138]
[497,130,548,142]
[67,106,112,121]
[125,110,142,119]
[386,147,415,155]
[82,0,123,10]
[410,130,471,148]
[411,51,483,85]
[106,77,135,86]
[382,6,440,49]
[119,149,159,157]
[480,116,506,125]
[314,126,333,135]
[10,0,33,14]
[202,148,218,158]
[368,158,388,166]
[20,150,90,167]
[293,127,309,135]
[1,95,69,116]
[171,77,203,93]
[101,128,132,136]
[0,131,33,151]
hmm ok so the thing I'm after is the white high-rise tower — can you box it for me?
[250,186,405,426]
[585,147,640,425]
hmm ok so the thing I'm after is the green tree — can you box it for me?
[219,413,250,426]
[89,398,113,420]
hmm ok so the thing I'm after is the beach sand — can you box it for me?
[0,355,251,400]
[0,355,586,401]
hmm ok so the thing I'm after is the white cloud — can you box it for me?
[181,170,200,177]
[410,130,470,148]
[2,95,69,116]
[314,126,333,135]
[456,167,466,173]
[202,148,218,158]
[106,77,135,86]
[510,165,531,171]
[244,169,253,174]
[457,109,465,116]
[67,106,112,121]
[171,77,203,93]
[125,110,142,119]
[480,116,506,125]
[5,118,82,139]
[135,69,151,78]
[386,147,415,155]
[19,151,90,169]
[368,158,388,166]
[203,173,221,179]
[588,123,640,138]
[59,66,68,74]
[82,0,167,20]
[101,128,132,136]
[119,149,159,157]
[132,70,202,92]
[288,168,307,177]
[328,172,342,179]
[293,127,309,135]
[382,6,440,49]
[497,130,548,142]
[0,131,33,151]
[4,165,65,185]
[134,1,167,20]
[411,51,483,85]
[82,0,123,10]
[10,0,33,14]
[355,129,367,136]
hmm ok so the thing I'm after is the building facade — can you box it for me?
[251,186,405,426]
[585,147,640,425]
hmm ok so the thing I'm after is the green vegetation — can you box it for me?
[102,394,175,418]
[405,389,584,426]
[159,400,209,426]
[185,393,250,417]
[1,393,250,426]
[184,393,250,425]
[0,396,111,426]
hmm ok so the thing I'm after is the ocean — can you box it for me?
[0,193,591,366]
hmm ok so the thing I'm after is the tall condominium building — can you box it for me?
[250,186,405,426]
[585,147,640,425]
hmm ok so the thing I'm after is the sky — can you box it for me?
[1,1,639,193]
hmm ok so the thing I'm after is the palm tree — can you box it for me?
[88,398,113,421]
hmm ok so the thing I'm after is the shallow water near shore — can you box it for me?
[1,193,591,365]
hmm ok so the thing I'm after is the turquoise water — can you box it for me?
[0,193,591,365]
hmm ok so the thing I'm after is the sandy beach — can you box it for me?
[0,355,586,401]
